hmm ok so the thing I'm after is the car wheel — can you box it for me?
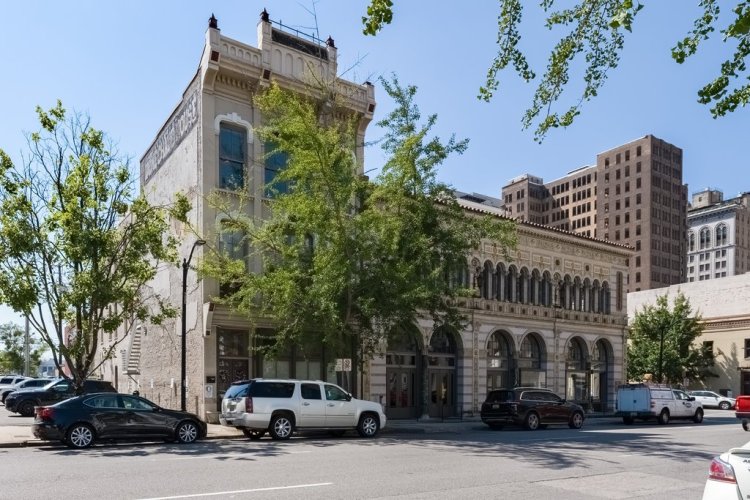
[242,429,266,440]
[693,408,704,424]
[524,412,540,431]
[719,401,731,410]
[18,400,35,417]
[657,409,670,425]
[357,414,380,438]
[569,411,584,429]
[743,420,750,432]
[269,414,294,440]
[66,424,95,449]
[176,421,199,444]
[622,416,634,425]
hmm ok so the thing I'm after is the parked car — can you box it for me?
[220,378,387,440]
[0,375,30,394]
[689,390,736,410]
[615,383,704,424]
[701,440,750,499]
[32,392,207,448]
[1,378,52,404]
[5,378,116,416]
[480,387,585,430]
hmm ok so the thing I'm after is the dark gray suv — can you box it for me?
[5,379,116,416]
[481,388,585,430]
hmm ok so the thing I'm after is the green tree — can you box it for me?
[0,322,44,375]
[200,77,515,388]
[627,292,715,385]
[0,101,188,393]
[362,1,750,141]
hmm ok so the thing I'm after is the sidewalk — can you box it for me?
[0,414,621,448]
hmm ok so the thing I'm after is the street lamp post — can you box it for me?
[181,239,206,411]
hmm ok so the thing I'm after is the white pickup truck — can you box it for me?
[615,383,704,425]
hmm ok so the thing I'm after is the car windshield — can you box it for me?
[0,377,16,384]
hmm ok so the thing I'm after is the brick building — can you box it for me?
[502,135,687,292]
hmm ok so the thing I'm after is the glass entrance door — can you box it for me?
[428,369,455,418]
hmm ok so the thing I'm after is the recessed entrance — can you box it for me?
[427,328,457,418]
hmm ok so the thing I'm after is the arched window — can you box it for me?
[688,232,695,252]
[700,227,711,249]
[519,335,541,369]
[487,331,513,390]
[567,339,584,369]
[716,224,728,247]
[429,329,456,355]
[495,264,507,301]
[487,332,510,368]
[482,261,494,299]
[601,282,611,314]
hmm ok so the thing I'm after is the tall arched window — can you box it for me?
[716,224,728,247]
[688,232,695,252]
[700,227,711,249]
[519,336,541,369]
[219,124,247,189]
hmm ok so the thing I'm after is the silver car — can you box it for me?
[689,390,735,410]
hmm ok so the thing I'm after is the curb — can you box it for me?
[0,429,246,449]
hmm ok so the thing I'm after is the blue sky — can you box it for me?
[1,1,747,326]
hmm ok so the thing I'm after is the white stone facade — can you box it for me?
[687,190,750,282]
[98,12,632,422]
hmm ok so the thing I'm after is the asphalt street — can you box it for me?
[0,409,745,499]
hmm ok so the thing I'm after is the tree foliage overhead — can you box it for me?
[0,102,188,392]
[0,322,45,375]
[362,1,750,141]
[627,292,715,385]
[200,77,516,362]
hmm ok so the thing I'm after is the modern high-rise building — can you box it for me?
[687,189,750,282]
[501,135,688,292]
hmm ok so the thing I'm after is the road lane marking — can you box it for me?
[137,482,333,499]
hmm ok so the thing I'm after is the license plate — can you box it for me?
[630,412,637,417]
[492,404,499,409]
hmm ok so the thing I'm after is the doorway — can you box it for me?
[386,333,420,419]
[427,328,457,418]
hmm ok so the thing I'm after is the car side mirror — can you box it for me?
[346,394,352,402]
[688,396,695,401]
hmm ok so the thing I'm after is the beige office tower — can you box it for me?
[502,135,687,292]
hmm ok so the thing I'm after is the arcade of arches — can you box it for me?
[382,326,618,419]
[475,261,621,315]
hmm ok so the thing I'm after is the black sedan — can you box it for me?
[32,393,207,448]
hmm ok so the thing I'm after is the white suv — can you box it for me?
[689,390,736,410]
[219,379,387,440]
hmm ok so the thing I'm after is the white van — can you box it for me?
[615,383,704,425]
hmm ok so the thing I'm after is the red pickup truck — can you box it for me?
[735,395,750,430]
